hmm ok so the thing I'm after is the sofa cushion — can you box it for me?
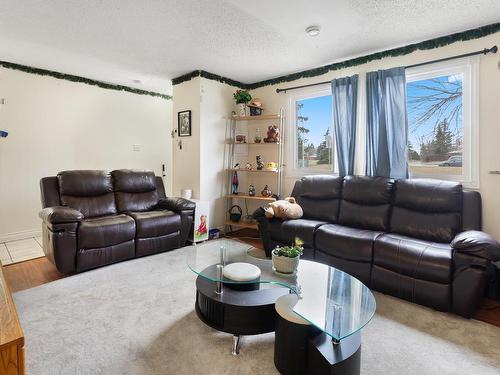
[373,233,453,284]
[315,224,381,263]
[128,210,181,238]
[268,219,327,248]
[338,176,394,231]
[78,214,136,249]
[291,175,343,222]
[111,170,159,212]
[58,170,117,218]
[390,179,462,242]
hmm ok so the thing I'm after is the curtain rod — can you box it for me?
[276,45,497,93]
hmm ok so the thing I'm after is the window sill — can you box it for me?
[409,173,479,189]
[285,169,337,179]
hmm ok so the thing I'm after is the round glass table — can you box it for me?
[187,239,376,344]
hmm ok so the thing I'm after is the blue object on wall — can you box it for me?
[0,130,8,138]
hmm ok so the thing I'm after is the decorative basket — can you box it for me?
[228,205,242,222]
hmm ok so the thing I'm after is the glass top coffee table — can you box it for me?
[187,239,376,344]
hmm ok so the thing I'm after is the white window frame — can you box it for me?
[286,85,337,177]
[405,56,479,188]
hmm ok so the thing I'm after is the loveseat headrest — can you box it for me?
[111,169,157,193]
[57,170,113,197]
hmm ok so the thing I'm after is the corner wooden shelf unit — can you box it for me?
[227,168,278,173]
[230,114,281,121]
[224,109,284,233]
[224,194,276,202]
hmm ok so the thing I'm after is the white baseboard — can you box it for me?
[0,229,42,243]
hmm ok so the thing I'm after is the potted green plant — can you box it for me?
[233,90,252,116]
[272,237,304,274]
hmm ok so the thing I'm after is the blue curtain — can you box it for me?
[331,75,358,177]
[365,67,408,178]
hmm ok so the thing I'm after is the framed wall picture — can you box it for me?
[178,110,192,137]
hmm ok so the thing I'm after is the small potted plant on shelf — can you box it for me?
[233,89,252,116]
[272,237,304,275]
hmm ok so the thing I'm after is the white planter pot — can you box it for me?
[272,253,300,274]
[236,103,246,116]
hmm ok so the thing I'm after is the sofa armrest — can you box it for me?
[39,206,84,224]
[157,197,195,212]
[451,230,500,262]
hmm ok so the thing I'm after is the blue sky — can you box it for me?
[296,95,332,147]
[406,75,463,152]
[296,77,462,154]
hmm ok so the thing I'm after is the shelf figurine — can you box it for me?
[254,128,262,143]
[248,185,256,196]
[265,161,277,171]
[261,185,272,197]
[256,155,264,170]
[245,162,253,170]
[263,125,280,143]
[231,171,239,195]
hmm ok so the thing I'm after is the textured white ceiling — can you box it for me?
[0,0,499,94]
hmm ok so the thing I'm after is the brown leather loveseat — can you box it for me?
[255,175,500,318]
[39,170,194,273]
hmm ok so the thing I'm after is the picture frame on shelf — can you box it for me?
[178,110,192,137]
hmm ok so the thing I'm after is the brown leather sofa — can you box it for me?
[39,170,194,273]
[255,175,500,318]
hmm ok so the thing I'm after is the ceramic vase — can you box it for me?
[237,103,246,116]
[272,252,300,274]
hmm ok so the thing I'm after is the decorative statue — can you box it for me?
[254,128,262,143]
[265,161,277,171]
[248,185,256,196]
[261,184,272,197]
[256,155,264,170]
[235,135,246,143]
[263,125,280,143]
[231,171,239,195]
[245,162,253,170]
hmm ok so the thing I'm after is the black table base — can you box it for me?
[194,271,361,374]
[274,312,361,375]
[195,273,290,355]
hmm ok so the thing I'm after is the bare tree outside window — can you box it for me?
[295,95,333,171]
[406,74,464,175]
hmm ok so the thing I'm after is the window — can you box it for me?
[406,57,478,187]
[289,88,334,175]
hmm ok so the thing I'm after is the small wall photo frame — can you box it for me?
[178,110,192,137]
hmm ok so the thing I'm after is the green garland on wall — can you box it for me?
[171,69,247,88]
[172,22,500,90]
[0,60,172,100]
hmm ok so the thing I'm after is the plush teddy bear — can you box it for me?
[264,125,280,143]
[264,197,303,220]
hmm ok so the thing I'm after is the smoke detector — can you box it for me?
[306,25,320,37]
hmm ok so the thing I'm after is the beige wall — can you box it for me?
[172,77,201,198]
[172,77,238,229]
[250,31,500,240]
[200,78,238,229]
[0,68,172,242]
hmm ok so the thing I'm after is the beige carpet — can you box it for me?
[13,239,500,374]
